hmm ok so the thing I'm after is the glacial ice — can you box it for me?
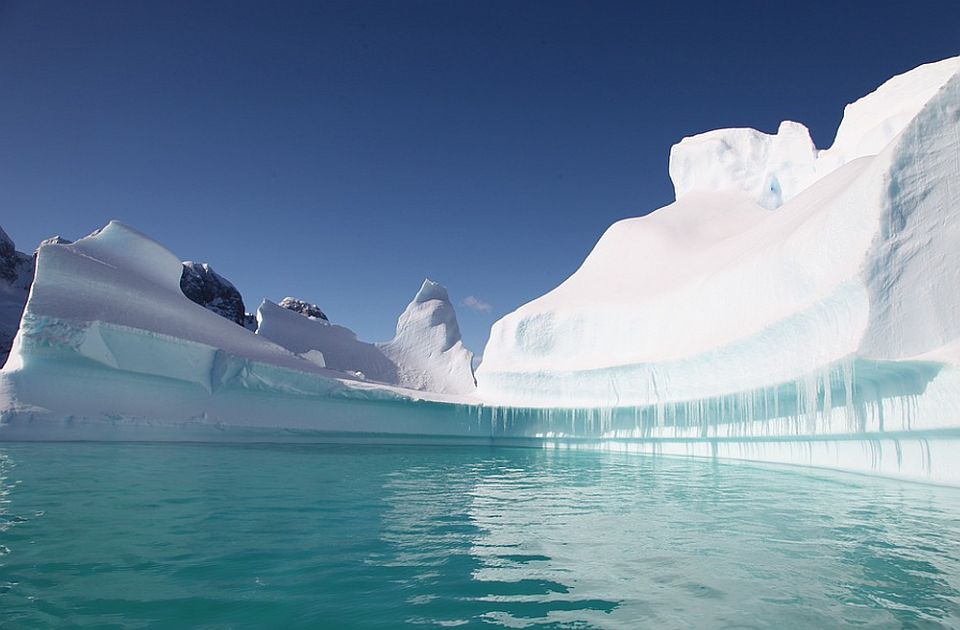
[377,279,477,396]
[2,57,960,485]
[256,278,476,395]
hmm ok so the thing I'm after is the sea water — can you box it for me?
[1,442,959,628]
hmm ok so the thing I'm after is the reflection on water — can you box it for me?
[1,443,959,628]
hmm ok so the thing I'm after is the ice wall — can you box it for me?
[477,60,960,407]
[477,58,960,438]
[669,57,960,210]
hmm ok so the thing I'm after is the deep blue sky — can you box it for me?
[0,1,957,354]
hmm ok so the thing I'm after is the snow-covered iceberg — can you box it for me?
[377,279,476,395]
[2,57,960,485]
[255,279,476,394]
[477,57,960,436]
[0,221,482,439]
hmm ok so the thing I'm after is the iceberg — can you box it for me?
[2,57,960,484]
[0,221,482,440]
[477,57,960,413]
[255,279,475,394]
[377,279,477,396]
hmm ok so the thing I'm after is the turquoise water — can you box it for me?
[1,444,959,628]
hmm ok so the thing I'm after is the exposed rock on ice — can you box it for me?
[278,297,328,321]
[0,227,33,290]
[0,227,34,365]
[179,261,249,326]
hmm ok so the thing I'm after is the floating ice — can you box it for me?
[2,57,960,485]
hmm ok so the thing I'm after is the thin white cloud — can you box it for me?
[462,295,491,313]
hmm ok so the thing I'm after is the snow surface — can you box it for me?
[669,56,960,209]
[477,57,960,426]
[256,298,399,383]
[378,279,476,395]
[256,278,476,394]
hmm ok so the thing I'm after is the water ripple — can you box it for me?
[0,443,959,628]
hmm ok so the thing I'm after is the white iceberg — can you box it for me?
[255,278,475,395]
[2,57,960,484]
[477,56,960,418]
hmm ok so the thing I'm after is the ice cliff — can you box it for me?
[477,56,960,424]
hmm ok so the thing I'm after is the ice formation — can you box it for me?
[2,57,960,485]
[255,279,475,394]
[377,279,477,395]
[255,298,399,381]
[477,57,960,427]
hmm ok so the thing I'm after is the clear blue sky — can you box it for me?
[0,0,957,355]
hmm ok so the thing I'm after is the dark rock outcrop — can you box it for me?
[278,297,328,321]
[1,226,35,365]
[0,226,33,289]
[179,262,248,326]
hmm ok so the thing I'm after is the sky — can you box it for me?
[0,1,958,355]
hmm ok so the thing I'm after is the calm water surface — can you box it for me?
[1,442,959,628]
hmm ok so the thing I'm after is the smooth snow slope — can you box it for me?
[256,298,399,381]
[477,57,960,423]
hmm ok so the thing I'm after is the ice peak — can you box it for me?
[817,55,960,174]
[668,56,960,210]
[414,278,450,304]
[669,120,818,209]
